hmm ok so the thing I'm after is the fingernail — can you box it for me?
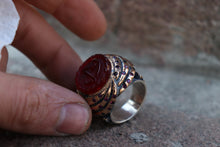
[56,104,90,135]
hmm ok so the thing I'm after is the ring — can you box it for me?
[75,54,147,124]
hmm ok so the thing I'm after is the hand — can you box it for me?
[0,0,106,135]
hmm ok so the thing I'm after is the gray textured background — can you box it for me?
[1,1,220,147]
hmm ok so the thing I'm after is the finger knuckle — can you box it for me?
[15,83,47,127]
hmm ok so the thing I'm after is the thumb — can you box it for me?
[0,72,92,135]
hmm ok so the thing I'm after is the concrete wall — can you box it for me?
[95,0,220,59]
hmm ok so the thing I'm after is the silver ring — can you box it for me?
[75,54,147,124]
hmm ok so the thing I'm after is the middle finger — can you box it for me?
[24,0,107,40]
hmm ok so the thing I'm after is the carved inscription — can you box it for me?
[75,54,111,95]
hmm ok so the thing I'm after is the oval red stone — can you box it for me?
[75,54,111,95]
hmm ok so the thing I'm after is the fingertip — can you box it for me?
[53,0,107,41]
[56,103,92,135]
[79,9,107,41]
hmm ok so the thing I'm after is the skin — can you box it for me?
[0,0,107,135]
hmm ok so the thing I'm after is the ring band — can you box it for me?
[75,54,147,124]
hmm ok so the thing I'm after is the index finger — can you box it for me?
[24,0,107,40]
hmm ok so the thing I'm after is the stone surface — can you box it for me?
[95,0,220,59]
[130,133,150,143]
[0,104,219,147]
[3,45,220,147]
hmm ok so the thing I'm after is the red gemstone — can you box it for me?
[75,54,111,95]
